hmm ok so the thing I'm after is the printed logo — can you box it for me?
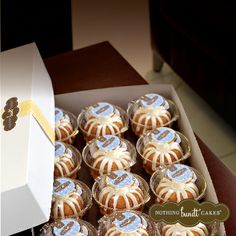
[166,164,194,183]
[149,200,230,227]
[2,97,19,131]
[151,127,178,144]
[107,171,134,188]
[113,212,141,232]
[53,178,75,197]
[91,102,114,117]
[140,93,165,108]
[96,135,120,151]
[55,108,63,122]
[53,219,81,236]
[55,142,66,158]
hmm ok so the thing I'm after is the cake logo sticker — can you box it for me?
[96,135,121,151]
[2,97,20,131]
[140,93,165,108]
[167,164,195,183]
[55,141,66,158]
[149,200,230,227]
[91,102,114,117]
[151,127,179,144]
[113,212,141,232]
[53,219,81,236]
[55,108,64,122]
[107,170,134,188]
[53,178,75,196]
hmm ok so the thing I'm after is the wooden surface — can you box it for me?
[44,41,146,94]
[43,41,236,235]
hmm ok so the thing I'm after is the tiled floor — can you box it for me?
[72,0,236,174]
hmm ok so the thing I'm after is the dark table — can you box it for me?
[44,41,236,235]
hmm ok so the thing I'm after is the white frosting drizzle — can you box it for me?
[84,114,123,136]
[55,148,76,176]
[98,179,144,210]
[52,188,84,219]
[105,226,148,236]
[156,178,199,203]
[133,106,171,132]
[105,215,149,236]
[56,114,74,142]
[90,142,132,174]
[143,141,183,171]
[163,223,209,236]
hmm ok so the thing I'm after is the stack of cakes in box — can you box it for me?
[40,93,215,236]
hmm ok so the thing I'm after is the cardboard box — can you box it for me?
[55,85,226,235]
[1,43,225,235]
[1,43,55,235]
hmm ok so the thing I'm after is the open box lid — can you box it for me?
[1,43,55,235]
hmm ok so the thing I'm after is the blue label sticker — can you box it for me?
[66,148,73,157]
[53,178,75,196]
[55,142,66,158]
[139,93,165,108]
[53,219,81,236]
[167,164,193,183]
[96,135,120,151]
[113,212,141,232]
[90,102,114,117]
[107,171,134,188]
[151,127,176,143]
[55,108,63,122]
